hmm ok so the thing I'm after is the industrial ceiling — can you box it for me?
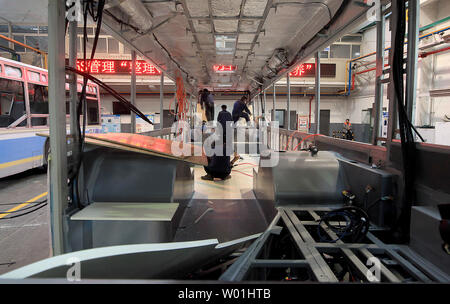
[102,0,374,94]
[0,0,375,95]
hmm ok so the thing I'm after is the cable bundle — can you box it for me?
[169,71,190,122]
[318,206,370,243]
[0,200,48,220]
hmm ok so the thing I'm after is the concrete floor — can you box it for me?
[0,168,50,275]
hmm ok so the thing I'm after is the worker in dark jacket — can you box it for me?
[232,95,251,123]
[200,88,214,122]
[217,104,232,142]
[201,145,232,181]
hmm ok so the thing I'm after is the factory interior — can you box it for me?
[0,0,449,288]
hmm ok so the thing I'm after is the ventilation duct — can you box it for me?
[114,0,153,32]
[267,48,289,72]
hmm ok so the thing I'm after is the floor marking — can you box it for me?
[0,192,48,219]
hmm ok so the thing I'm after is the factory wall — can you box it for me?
[347,0,450,145]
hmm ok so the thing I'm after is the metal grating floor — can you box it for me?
[220,206,450,283]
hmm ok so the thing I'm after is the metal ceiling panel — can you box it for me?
[186,0,210,17]
[193,19,213,33]
[243,0,268,17]
[238,33,255,43]
[213,19,239,32]
[211,0,242,17]
[196,33,214,44]
[240,20,261,32]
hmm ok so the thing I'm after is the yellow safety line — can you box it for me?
[0,191,48,219]
[0,155,43,169]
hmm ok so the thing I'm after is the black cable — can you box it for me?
[390,0,419,241]
[0,203,48,220]
[0,201,47,214]
[0,199,47,206]
[318,206,370,243]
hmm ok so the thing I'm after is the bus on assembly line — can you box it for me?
[0,56,102,178]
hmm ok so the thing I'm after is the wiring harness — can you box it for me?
[318,206,370,243]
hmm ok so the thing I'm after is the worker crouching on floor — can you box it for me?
[202,105,233,181]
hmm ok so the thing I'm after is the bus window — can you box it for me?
[0,78,25,127]
[28,70,41,82]
[41,74,47,82]
[5,65,22,78]
[28,83,49,126]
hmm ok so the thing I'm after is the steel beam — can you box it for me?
[287,73,291,130]
[372,5,386,145]
[160,72,164,129]
[48,0,68,255]
[406,0,420,124]
[130,50,137,133]
[315,52,320,134]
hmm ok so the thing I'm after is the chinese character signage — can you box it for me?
[75,59,161,75]
[289,63,336,78]
[213,65,236,73]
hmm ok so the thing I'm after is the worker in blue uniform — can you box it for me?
[232,95,251,124]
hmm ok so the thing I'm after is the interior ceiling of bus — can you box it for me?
[0,0,375,94]
[101,0,373,93]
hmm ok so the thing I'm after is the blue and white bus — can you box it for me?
[0,57,102,178]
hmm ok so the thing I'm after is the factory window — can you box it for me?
[351,45,361,59]
[319,50,329,59]
[330,44,351,59]
[25,36,47,52]
[113,101,131,115]
[77,27,94,35]
[108,38,119,54]
[12,25,39,34]
[84,37,107,53]
[341,35,363,43]
[0,37,8,49]
[13,35,25,52]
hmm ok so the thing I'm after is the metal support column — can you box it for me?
[130,50,136,133]
[48,0,68,255]
[372,5,385,145]
[263,89,266,121]
[159,72,164,129]
[287,74,291,130]
[272,84,276,121]
[315,52,321,134]
[69,21,78,138]
[406,0,419,124]
[387,1,400,151]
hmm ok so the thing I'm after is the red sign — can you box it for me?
[75,59,160,75]
[213,65,236,73]
[289,63,336,78]
[289,64,314,77]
